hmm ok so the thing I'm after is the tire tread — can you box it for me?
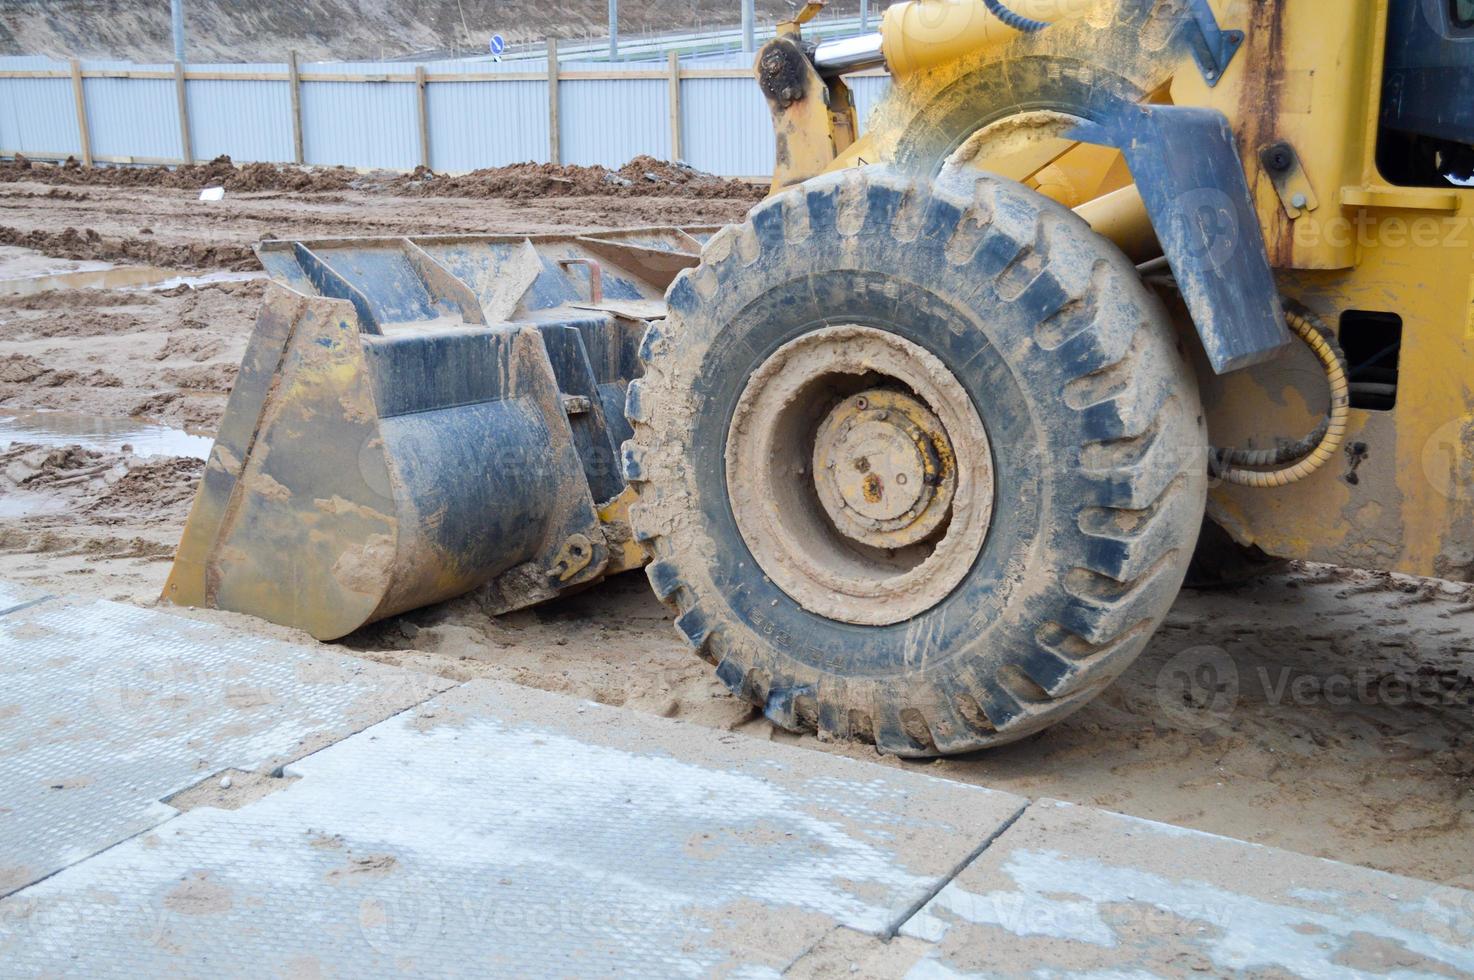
[627,167,1205,756]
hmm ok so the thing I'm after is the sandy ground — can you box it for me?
[1,165,1471,888]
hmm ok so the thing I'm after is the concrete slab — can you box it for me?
[900,799,1474,977]
[1,679,1026,976]
[0,595,452,898]
[0,579,52,616]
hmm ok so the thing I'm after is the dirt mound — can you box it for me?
[1,443,128,495]
[1,153,761,203]
[154,278,265,330]
[1,442,204,518]
[0,225,257,271]
[93,454,205,516]
[1,309,153,341]
[154,333,225,362]
[0,186,90,202]
[386,156,765,201]
[161,362,236,392]
[156,277,266,302]
[124,390,229,430]
[0,352,121,389]
[0,289,155,311]
[0,274,257,428]
[0,155,361,195]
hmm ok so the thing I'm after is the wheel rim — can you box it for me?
[725,324,994,626]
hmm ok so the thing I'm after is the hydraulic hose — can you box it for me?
[1210,303,1350,488]
[982,0,1051,32]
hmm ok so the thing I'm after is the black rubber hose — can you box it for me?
[1213,418,1329,468]
[1214,306,1344,468]
[1208,303,1350,488]
[982,0,1051,32]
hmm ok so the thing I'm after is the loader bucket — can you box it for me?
[162,227,712,640]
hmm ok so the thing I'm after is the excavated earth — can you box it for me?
[1,161,1471,887]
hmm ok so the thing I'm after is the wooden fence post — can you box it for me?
[415,65,431,170]
[547,38,560,165]
[667,50,681,163]
[173,61,193,165]
[68,58,92,167]
[288,50,305,164]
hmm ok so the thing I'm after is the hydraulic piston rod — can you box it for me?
[812,32,886,75]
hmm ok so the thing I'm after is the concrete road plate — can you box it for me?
[900,799,1474,977]
[2,679,1026,976]
[0,596,451,898]
[0,580,52,616]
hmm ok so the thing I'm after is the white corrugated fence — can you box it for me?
[0,49,891,179]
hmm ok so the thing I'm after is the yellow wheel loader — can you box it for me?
[165,0,1474,755]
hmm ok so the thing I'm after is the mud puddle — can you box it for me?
[0,244,113,282]
[133,270,264,292]
[0,410,212,459]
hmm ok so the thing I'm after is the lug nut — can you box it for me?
[896,473,907,485]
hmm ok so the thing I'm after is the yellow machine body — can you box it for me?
[764,0,1474,580]
[167,0,1474,643]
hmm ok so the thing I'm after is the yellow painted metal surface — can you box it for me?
[774,0,1474,579]
[1073,185,1159,263]
[163,286,400,640]
[759,37,859,191]
[880,0,1058,78]
[1196,0,1473,579]
[597,487,648,575]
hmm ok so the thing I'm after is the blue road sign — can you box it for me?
[489,34,506,56]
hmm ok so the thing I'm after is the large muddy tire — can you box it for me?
[624,168,1206,755]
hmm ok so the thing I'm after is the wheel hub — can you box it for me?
[812,389,956,549]
[725,324,994,626]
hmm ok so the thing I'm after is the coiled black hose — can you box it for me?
[982,0,1051,32]
[1209,303,1350,488]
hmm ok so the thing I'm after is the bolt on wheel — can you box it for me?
[812,386,956,549]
